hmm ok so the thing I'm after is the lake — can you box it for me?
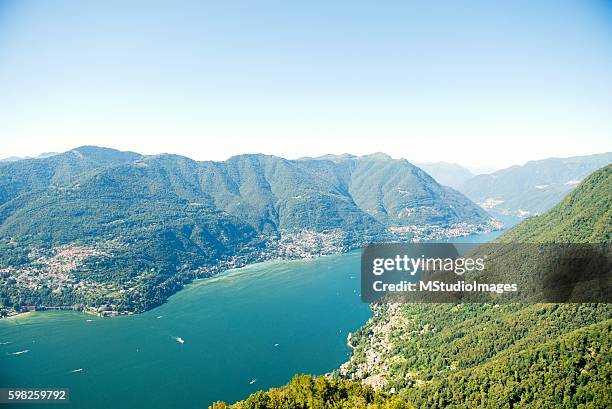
[0,251,371,408]
[0,224,513,408]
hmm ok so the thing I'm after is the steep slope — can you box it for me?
[200,154,382,234]
[295,154,490,227]
[500,164,611,243]
[345,154,488,226]
[405,318,611,408]
[210,375,413,409]
[0,146,142,205]
[224,165,611,408]
[194,153,490,233]
[459,152,611,217]
[340,164,611,407]
[0,147,493,313]
[414,162,474,189]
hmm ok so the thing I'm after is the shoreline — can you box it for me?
[0,311,32,320]
[1,223,506,320]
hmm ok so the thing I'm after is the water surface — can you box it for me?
[0,226,512,408]
[0,251,369,409]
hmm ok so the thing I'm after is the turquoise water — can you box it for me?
[0,225,513,409]
[0,251,370,409]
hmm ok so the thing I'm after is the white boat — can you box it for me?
[274,343,280,347]
[10,349,29,355]
[156,316,163,319]
[175,337,185,344]
[249,379,257,385]
[70,368,83,373]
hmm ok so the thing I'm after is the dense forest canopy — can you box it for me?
[217,164,611,408]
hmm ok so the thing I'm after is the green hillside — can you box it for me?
[0,147,492,313]
[0,146,141,204]
[210,375,413,409]
[459,153,611,218]
[218,164,611,408]
[500,164,611,243]
[405,319,611,408]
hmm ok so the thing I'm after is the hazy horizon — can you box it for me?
[2,144,611,175]
[1,1,611,168]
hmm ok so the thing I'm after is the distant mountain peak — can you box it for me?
[362,152,392,160]
[70,145,140,157]
[459,152,612,217]
[500,164,611,243]
[415,162,475,190]
[0,152,59,162]
[226,153,283,162]
[0,156,24,162]
[300,153,357,162]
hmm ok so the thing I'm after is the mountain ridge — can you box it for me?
[220,164,612,408]
[459,152,611,217]
[414,161,474,189]
[0,146,495,314]
[338,163,612,406]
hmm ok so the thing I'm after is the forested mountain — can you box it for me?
[210,375,413,409]
[0,152,59,162]
[500,163,611,243]
[0,146,141,204]
[414,162,474,190]
[220,165,611,408]
[0,147,493,313]
[459,152,611,217]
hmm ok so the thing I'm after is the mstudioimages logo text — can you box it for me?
[360,243,521,302]
[368,254,517,296]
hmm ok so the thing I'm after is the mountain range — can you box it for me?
[459,152,612,217]
[0,146,493,313]
[414,162,475,190]
[218,164,612,408]
[0,152,59,162]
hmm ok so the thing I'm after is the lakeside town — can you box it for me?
[0,220,500,319]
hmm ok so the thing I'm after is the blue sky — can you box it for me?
[0,0,611,168]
